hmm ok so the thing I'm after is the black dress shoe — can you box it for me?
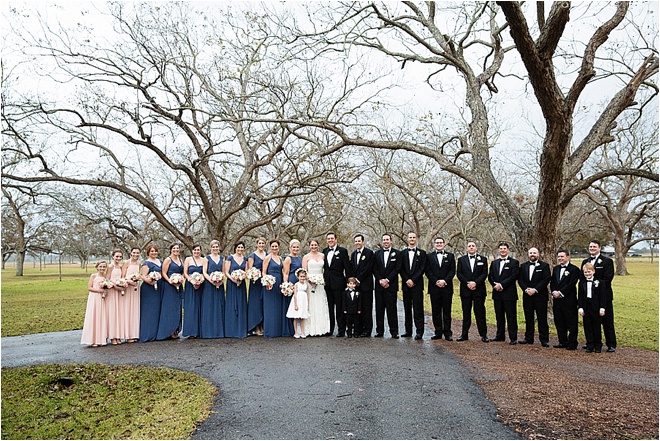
[347,334,353,338]
[391,334,399,339]
[456,336,468,342]
[492,337,505,342]
[566,346,577,350]
[582,344,588,349]
[585,348,594,353]
[541,342,550,347]
[430,335,442,340]
[360,332,370,337]
[401,333,412,338]
[594,348,602,353]
[414,334,423,340]
[509,340,518,345]
[606,347,616,353]
[553,344,567,348]
[445,336,453,341]
[374,333,384,338]
[518,340,531,345]
[481,337,490,343]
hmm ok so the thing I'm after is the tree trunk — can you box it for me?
[15,248,25,276]
[613,235,629,276]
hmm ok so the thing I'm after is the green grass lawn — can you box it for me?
[1,363,216,440]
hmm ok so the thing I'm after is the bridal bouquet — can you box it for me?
[147,271,162,289]
[230,269,246,284]
[280,281,294,296]
[210,271,224,288]
[114,278,128,296]
[261,274,276,290]
[245,266,261,282]
[100,279,114,298]
[307,274,325,285]
[190,272,204,289]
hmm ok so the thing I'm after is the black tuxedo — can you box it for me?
[351,247,375,336]
[342,288,363,337]
[550,262,580,348]
[580,254,616,348]
[425,250,456,339]
[400,247,427,336]
[373,247,401,337]
[456,254,489,339]
[518,260,551,344]
[323,245,353,336]
[578,278,607,351]
[488,257,520,342]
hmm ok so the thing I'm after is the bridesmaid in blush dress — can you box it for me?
[247,237,267,336]
[224,241,248,338]
[121,247,142,343]
[182,244,204,338]
[201,239,225,338]
[140,244,163,343]
[157,243,184,340]
[81,260,110,347]
[107,249,125,345]
[282,239,302,337]
[262,239,284,338]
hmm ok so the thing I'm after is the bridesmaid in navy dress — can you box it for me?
[139,244,163,343]
[247,237,267,336]
[201,240,225,338]
[282,239,302,337]
[261,239,284,338]
[182,244,204,338]
[157,243,184,340]
[224,241,248,338]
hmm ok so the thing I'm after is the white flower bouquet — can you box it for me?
[280,281,294,296]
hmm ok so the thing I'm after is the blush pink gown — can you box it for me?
[124,262,141,340]
[81,275,109,346]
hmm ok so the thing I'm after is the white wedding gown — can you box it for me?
[305,259,330,336]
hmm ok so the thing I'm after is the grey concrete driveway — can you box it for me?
[2,302,520,440]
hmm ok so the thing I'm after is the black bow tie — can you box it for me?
[409,248,416,252]
[437,251,444,255]
[469,255,476,259]
[587,279,594,283]
[561,265,567,268]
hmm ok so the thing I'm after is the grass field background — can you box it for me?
[2,258,658,349]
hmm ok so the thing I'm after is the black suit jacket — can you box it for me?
[351,247,375,292]
[342,289,363,314]
[456,254,488,297]
[518,260,551,300]
[400,247,426,292]
[577,279,607,312]
[373,248,401,293]
[550,262,580,306]
[488,257,520,301]
[580,255,614,301]
[322,246,353,291]
[425,251,455,295]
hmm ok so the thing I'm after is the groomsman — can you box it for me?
[323,232,353,337]
[550,249,580,350]
[581,240,616,352]
[518,248,552,347]
[351,234,375,337]
[425,237,456,341]
[487,242,520,344]
[456,241,490,342]
[373,233,401,338]
[400,232,426,340]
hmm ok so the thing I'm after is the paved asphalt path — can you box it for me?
[2,301,519,440]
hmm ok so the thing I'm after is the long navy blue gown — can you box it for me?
[247,253,265,333]
[282,255,302,336]
[157,258,184,340]
[201,255,225,338]
[182,258,204,338]
[224,255,248,338]
[139,260,162,342]
[263,257,283,338]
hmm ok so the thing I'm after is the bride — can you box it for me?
[302,239,331,336]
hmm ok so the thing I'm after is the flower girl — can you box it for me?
[287,268,311,338]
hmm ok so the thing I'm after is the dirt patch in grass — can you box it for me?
[438,320,658,439]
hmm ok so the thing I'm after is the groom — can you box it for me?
[323,232,353,337]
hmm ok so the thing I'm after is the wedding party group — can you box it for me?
[80,232,617,354]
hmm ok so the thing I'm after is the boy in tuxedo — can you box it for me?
[578,263,606,353]
[342,277,362,338]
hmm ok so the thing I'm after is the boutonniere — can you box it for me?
[391,252,396,257]
[476,256,481,261]
[416,251,420,256]
[534,262,540,267]
[504,259,510,264]
[564,270,570,275]
[360,255,365,261]
[443,254,448,260]
[334,251,340,256]
[594,280,600,287]
[597,259,602,264]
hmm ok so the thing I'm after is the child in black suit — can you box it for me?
[578,263,606,353]
[342,277,362,338]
